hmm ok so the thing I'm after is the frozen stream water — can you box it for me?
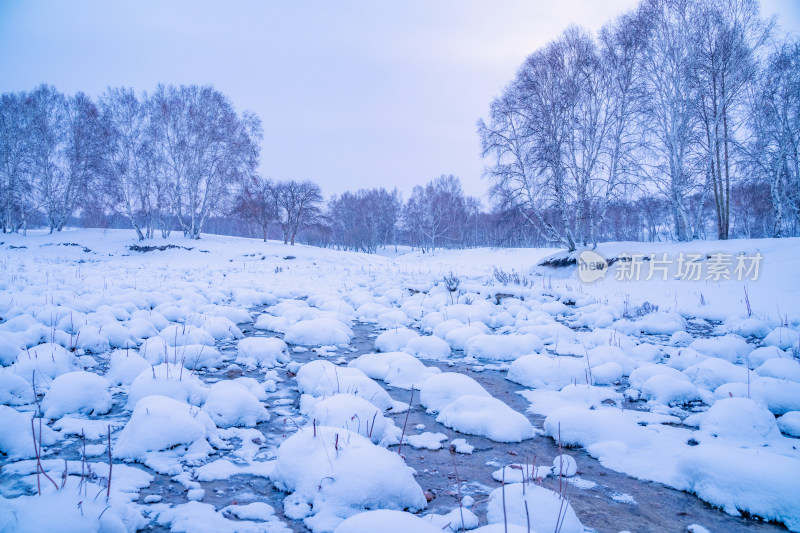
[6,319,789,533]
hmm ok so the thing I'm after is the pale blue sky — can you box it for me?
[1,0,798,201]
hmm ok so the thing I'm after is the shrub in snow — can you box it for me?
[8,342,80,390]
[777,412,800,437]
[552,453,578,477]
[333,509,440,533]
[303,393,400,446]
[0,373,34,405]
[202,380,269,428]
[41,371,112,419]
[271,426,426,527]
[374,327,419,352]
[284,318,353,346]
[404,335,452,359]
[236,337,290,368]
[125,363,208,409]
[436,395,535,442]
[464,333,543,361]
[486,483,583,533]
[419,372,491,413]
[296,360,401,411]
[159,324,216,347]
[114,395,220,461]
[0,405,58,458]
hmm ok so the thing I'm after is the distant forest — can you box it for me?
[1,0,798,251]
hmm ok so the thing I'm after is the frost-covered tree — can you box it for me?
[328,188,401,253]
[233,174,278,242]
[274,179,323,245]
[149,84,261,239]
[0,91,35,233]
[402,175,475,252]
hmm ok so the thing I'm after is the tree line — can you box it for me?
[479,0,799,250]
[1,0,797,251]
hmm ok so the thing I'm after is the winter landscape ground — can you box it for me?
[0,229,799,533]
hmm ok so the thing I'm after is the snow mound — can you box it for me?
[486,483,583,533]
[699,397,781,442]
[436,395,535,442]
[302,393,400,446]
[296,360,401,411]
[270,426,426,529]
[419,372,491,413]
[374,327,419,352]
[333,510,440,533]
[202,380,269,428]
[236,337,291,368]
[114,395,219,461]
[159,324,216,346]
[464,333,543,361]
[0,405,58,458]
[6,343,79,390]
[403,335,451,359]
[105,349,151,386]
[126,363,208,409]
[0,373,35,405]
[41,371,112,419]
[284,318,353,346]
[507,354,591,389]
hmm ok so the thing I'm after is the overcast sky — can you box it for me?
[1,0,798,203]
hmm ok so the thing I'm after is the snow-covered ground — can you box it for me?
[1,228,799,533]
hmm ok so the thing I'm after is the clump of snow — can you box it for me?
[284,318,353,346]
[159,323,216,346]
[333,510,440,533]
[419,372,491,413]
[105,349,151,386]
[202,380,269,428]
[763,327,800,350]
[236,336,291,368]
[777,412,800,437]
[404,335,452,359]
[270,426,426,529]
[757,358,800,383]
[374,327,419,352]
[0,405,58,458]
[553,453,578,477]
[302,393,400,446]
[507,353,591,389]
[296,360,401,411]
[464,333,542,361]
[486,483,583,533]
[436,395,535,442]
[41,371,112,419]
[405,432,448,450]
[114,395,220,462]
[6,343,80,390]
[0,373,35,405]
[126,363,208,409]
[698,397,781,442]
[689,334,752,364]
